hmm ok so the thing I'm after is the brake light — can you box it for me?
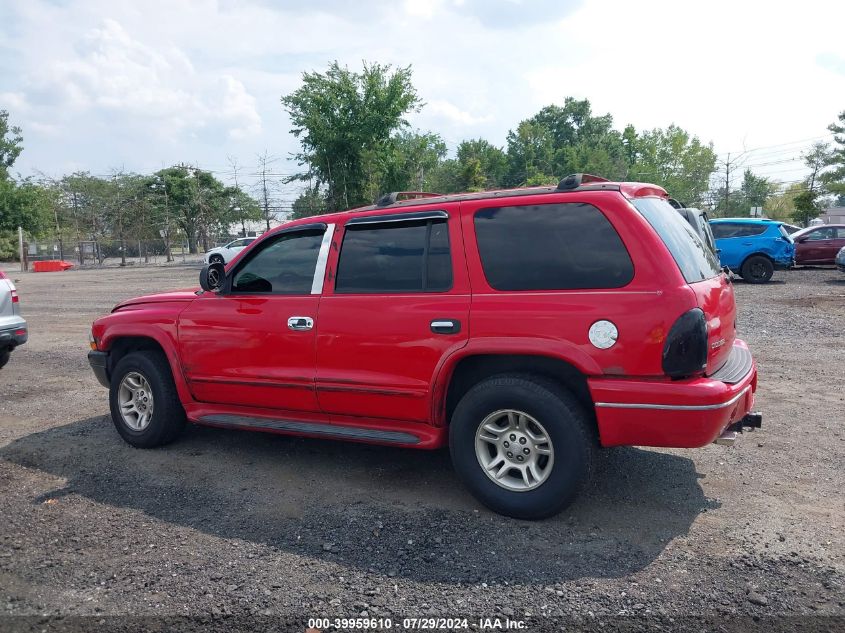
[662,308,708,379]
[11,289,19,303]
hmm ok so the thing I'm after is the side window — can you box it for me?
[737,224,767,238]
[837,228,845,239]
[335,219,452,293]
[710,223,731,239]
[474,203,634,291]
[231,229,324,294]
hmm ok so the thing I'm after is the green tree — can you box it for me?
[629,125,717,206]
[793,190,820,225]
[282,61,421,210]
[152,165,228,253]
[456,139,507,190]
[375,131,447,197]
[290,187,327,219]
[821,111,845,198]
[0,110,23,181]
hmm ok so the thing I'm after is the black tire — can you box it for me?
[209,254,225,265]
[109,351,186,448]
[0,350,9,370]
[449,374,595,520]
[740,255,774,283]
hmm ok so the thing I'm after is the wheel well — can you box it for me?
[444,354,594,424]
[741,252,774,268]
[107,336,167,375]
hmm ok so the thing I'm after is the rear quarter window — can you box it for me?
[634,198,721,283]
[473,203,634,291]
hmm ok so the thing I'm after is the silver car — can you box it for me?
[0,270,28,369]
[837,246,845,273]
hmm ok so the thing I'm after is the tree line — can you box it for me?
[2,60,844,262]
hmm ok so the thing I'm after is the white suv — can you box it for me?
[204,238,256,265]
[0,270,28,369]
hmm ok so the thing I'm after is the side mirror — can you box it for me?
[199,261,226,292]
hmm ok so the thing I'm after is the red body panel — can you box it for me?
[314,208,471,422]
[178,292,321,412]
[90,181,757,451]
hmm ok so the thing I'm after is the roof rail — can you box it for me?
[375,191,443,208]
[556,173,610,191]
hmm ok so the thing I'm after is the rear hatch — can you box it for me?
[633,197,735,375]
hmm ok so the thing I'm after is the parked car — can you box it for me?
[709,218,795,283]
[836,246,845,273]
[88,174,762,519]
[790,224,845,266]
[0,270,28,370]
[204,237,256,265]
[672,204,718,254]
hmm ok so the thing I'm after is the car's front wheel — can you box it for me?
[208,254,225,265]
[449,374,594,520]
[0,349,9,370]
[740,255,774,283]
[109,351,186,448]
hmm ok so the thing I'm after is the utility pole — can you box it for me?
[258,151,272,231]
[229,155,246,236]
[724,153,731,215]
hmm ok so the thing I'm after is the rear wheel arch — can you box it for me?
[442,353,595,427]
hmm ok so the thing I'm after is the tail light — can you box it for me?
[11,289,19,303]
[662,308,708,379]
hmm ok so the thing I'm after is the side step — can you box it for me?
[197,414,421,445]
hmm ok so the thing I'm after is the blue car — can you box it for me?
[709,218,795,283]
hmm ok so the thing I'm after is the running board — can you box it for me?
[197,414,421,445]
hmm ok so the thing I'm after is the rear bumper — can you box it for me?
[588,339,758,448]
[88,350,110,388]
[0,320,28,348]
[774,257,795,270]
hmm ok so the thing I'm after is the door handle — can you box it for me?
[287,316,314,331]
[431,319,461,334]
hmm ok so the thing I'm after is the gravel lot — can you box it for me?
[1,263,843,631]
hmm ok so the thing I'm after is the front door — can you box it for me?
[315,209,470,423]
[179,224,331,412]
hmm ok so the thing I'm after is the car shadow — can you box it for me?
[0,417,718,583]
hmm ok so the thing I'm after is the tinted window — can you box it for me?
[231,230,324,294]
[634,198,721,283]
[711,223,768,238]
[473,203,634,291]
[336,219,452,293]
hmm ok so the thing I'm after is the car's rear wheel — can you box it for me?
[740,255,774,283]
[109,351,186,448]
[449,374,594,520]
[209,254,225,265]
[0,349,9,370]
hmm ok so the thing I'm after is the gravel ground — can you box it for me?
[0,263,843,632]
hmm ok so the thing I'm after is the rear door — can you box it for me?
[315,208,470,423]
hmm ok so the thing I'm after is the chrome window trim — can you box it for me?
[311,223,335,295]
[595,385,750,411]
[346,210,448,226]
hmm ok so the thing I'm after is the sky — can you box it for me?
[1,0,844,208]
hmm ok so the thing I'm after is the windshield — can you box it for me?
[633,197,721,283]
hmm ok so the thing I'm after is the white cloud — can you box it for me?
[427,99,493,125]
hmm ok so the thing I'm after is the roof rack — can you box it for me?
[375,191,443,208]
[556,173,610,191]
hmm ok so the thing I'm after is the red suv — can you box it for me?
[88,174,761,519]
